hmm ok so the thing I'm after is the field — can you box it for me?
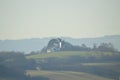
[26,51,120,80]
[27,51,118,59]
[26,70,113,80]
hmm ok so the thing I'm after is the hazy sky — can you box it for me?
[0,0,120,39]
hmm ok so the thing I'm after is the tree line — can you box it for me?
[40,38,118,53]
[79,42,117,52]
[50,42,118,53]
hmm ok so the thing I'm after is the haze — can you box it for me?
[0,0,120,40]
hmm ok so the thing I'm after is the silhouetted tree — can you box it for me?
[97,43,116,52]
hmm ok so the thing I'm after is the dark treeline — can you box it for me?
[61,42,118,52]
[92,43,117,52]
[40,38,118,53]
[0,51,49,80]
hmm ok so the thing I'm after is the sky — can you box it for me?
[0,0,120,40]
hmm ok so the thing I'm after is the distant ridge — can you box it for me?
[0,35,120,53]
[104,35,120,38]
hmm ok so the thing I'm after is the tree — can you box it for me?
[93,43,97,50]
[97,43,116,52]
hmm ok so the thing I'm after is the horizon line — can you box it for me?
[0,35,120,40]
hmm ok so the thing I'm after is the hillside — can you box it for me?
[27,51,120,79]
[0,35,120,53]
[27,51,119,59]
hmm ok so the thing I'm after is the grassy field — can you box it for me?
[26,70,113,80]
[82,62,120,66]
[0,78,15,80]
[27,51,117,59]
[26,51,120,80]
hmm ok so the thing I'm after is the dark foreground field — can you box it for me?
[0,51,120,80]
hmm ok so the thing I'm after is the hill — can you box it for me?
[27,51,120,79]
[0,35,120,53]
[27,51,119,59]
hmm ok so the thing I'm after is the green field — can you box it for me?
[26,70,113,80]
[27,51,117,59]
[26,51,120,80]
[82,62,120,66]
